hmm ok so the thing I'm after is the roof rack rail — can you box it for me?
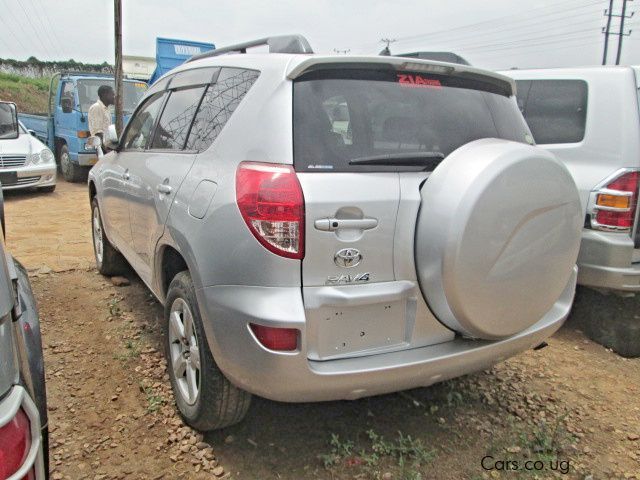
[187,34,313,62]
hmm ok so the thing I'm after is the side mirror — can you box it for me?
[0,101,19,140]
[104,124,119,150]
[61,97,73,114]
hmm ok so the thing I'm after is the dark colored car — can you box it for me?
[0,101,48,480]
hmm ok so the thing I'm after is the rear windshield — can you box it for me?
[293,69,531,172]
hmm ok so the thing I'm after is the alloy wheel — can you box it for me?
[168,298,201,405]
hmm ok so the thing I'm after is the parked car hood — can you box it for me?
[0,131,47,156]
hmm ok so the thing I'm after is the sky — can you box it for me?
[0,0,638,70]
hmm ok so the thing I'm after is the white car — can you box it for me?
[0,121,56,192]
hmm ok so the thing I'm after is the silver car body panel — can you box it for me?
[90,53,581,402]
[197,267,576,402]
[502,66,640,291]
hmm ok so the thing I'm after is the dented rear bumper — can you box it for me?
[197,266,577,403]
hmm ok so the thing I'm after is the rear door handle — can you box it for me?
[314,218,378,232]
[123,170,130,180]
[157,183,173,194]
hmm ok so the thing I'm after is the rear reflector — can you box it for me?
[236,162,304,259]
[250,323,299,351]
[590,170,639,231]
[0,409,31,480]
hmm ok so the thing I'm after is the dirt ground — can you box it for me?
[5,180,640,480]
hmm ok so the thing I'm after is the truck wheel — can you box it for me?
[59,145,87,183]
[165,271,251,431]
[570,286,640,358]
[91,198,126,276]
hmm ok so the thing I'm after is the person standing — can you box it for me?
[88,85,115,151]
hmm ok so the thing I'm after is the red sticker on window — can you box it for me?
[397,74,442,88]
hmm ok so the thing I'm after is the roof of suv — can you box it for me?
[155,53,516,94]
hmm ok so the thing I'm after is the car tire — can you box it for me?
[165,271,251,431]
[39,185,56,193]
[569,286,640,358]
[59,144,87,183]
[91,198,126,276]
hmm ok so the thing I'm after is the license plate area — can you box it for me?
[306,300,408,360]
[0,172,18,186]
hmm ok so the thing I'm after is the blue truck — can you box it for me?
[19,73,148,182]
[19,38,214,183]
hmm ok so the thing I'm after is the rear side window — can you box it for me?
[293,69,531,172]
[515,79,588,144]
[186,68,260,152]
[150,86,206,150]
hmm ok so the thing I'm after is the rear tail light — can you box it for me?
[589,169,640,232]
[250,323,299,351]
[236,162,304,259]
[0,409,31,480]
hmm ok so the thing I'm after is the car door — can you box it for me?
[100,91,168,259]
[125,81,208,283]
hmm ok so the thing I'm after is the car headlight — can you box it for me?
[27,149,54,165]
[27,152,41,165]
[40,148,54,164]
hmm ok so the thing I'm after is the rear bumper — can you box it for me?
[577,229,640,291]
[1,164,56,191]
[0,386,47,480]
[197,267,576,403]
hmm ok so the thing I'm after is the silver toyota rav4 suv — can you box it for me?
[87,36,582,431]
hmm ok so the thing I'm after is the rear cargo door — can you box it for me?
[293,65,543,360]
[294,75,408,361]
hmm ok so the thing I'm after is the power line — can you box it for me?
[434,18,605,53]
[27,0,66,57]
[353,0,605,52]
[14,0,55,58]
[451,27,602,53]
[400,3,605,49]
[0,4,30,54]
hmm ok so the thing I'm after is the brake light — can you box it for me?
[0,409,31,480]
[590,170,640,231]
[250,323,299,351]
[236,162,304,259]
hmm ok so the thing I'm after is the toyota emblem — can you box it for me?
[334,248,362,268]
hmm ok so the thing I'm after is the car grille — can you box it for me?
[0,155,27,168]
[3,176,40,187]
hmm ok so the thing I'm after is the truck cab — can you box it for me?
[19,73,147,182]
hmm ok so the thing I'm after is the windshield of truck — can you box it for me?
[293,69,532,172]
[77,79,148,114]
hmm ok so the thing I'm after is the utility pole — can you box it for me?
[616,0,634,65]
[379,38,396,56]
[602,0,614,64]
[114,0,124,135]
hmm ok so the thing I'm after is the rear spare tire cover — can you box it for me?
[416,138,582,340]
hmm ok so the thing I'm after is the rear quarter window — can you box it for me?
[185,68,260,152]
[515,79,588,144]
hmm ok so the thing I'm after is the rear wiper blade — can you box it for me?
[348,152,445,168]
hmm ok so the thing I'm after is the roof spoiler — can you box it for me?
[187,35,313,63]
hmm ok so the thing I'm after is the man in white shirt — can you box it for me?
[88,85,115,151]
